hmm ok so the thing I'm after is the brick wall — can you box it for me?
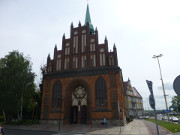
[41,71,126,124]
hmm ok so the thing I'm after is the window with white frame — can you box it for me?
[73,31,78,54]
[73,57,78,68]
[81,34,86,53]
[99,48,106,66]
[109,55,114,66]
[90,55,96,67]
[65,43,70,55]
[64,57,69,69]
[81,55,87,68]
[48,63,52,72]
[56,59,61,71]
[90,39,95,52]
[56,54,61,71]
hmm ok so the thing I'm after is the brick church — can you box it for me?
[41,4,126,125]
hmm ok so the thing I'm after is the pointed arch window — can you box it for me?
[56,54,61,71]
[90,54,96,67]
[52,81,62,108]
[81,55,87,68]
[81,33,86,53]
[90,39,95,52]
[65,43,70,55]
[109,55,114,66]
[73,56,78,68]
[73,31,78,54]
[47,62,52,72]
[64,57,69,69]
[95,77,107,107]
[99,48,106,66]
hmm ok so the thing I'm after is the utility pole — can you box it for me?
[152,54,170,122]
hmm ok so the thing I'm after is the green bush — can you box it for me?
[0,115,4,120]
[4,119,39,125]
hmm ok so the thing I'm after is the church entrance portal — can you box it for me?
[71,86,87,124]
[81,105,87,124]
[71,106,78,124]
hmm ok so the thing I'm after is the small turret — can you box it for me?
[54,44,57,59]
[71,22,73,28]
[78,21,81,27]
[95,27,99,43]
[54,44,57,51]
[47,54,51,61]
[113,43,116,49]
[104,36,108,45]
[113,43,118,66]
[62,34,65,50]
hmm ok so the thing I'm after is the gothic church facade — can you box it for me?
[41,4,126,125]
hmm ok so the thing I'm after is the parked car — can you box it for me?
[144,116,149,119]
[170,116,179,122]
[162,115,168,120]
[157,114,163,120]
[138,116,149,119]
[138,116,144,119]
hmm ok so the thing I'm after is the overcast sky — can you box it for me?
[0,0,180,110]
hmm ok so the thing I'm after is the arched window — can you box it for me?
[52,81,62,108]
[95,77,107,107]
[99,48,106,66]
[81,34,86,53]
[73,31,78,54]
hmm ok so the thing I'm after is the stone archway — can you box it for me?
[64,78,91,124]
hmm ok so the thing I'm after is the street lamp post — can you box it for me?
[152,54,169,121]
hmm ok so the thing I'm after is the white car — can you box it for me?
[162,115,168,120]
[157,114,163,120]
[170,116,179,122]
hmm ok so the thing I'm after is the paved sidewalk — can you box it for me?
[120,119,149,135]
[4,119,179,135]
[51,119,150,134]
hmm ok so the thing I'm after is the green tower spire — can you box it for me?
[85,4,94,34]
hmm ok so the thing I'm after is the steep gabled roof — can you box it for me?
[132,87,142,98]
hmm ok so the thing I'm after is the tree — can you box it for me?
[170,96,180,113]
[0,50,36,121]
[35,65,46,120]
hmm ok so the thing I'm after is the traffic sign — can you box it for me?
[165,109,170,113]
[173,75,180,96]
[146,80,153,95]
[149,94,155,110]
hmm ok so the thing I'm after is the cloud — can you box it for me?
[158,82,173,90]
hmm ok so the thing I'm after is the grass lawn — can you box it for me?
[145,119,180,133]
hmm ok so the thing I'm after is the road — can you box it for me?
[4,129,58,135]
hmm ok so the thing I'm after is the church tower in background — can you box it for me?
[41,4,126,125]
